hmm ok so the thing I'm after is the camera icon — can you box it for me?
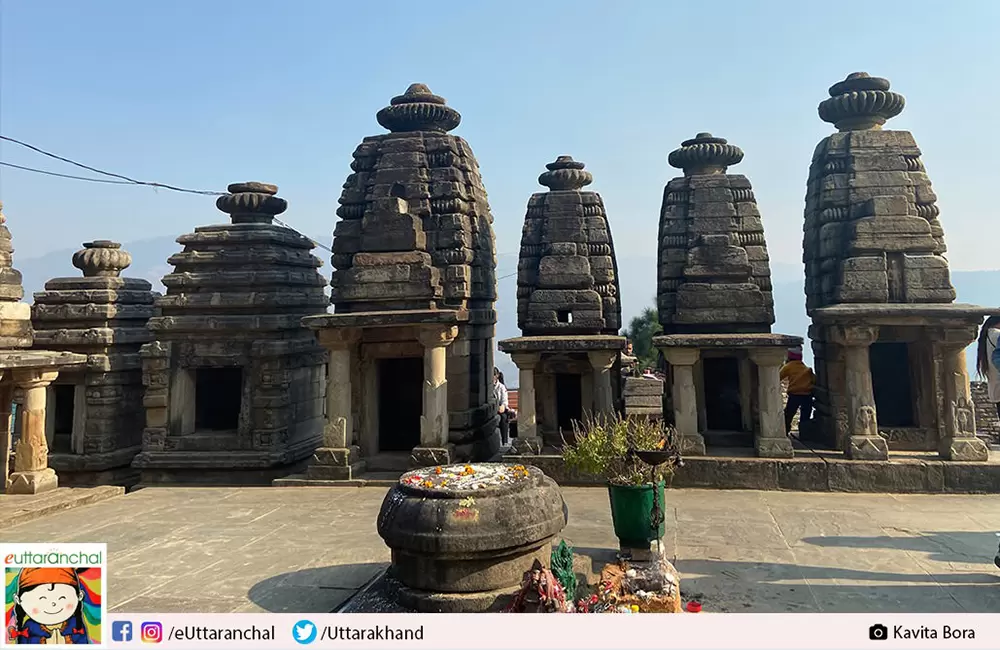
[869,624,889,641]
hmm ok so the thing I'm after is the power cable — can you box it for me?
[0,161,136,185]
[0,135,224,196]
[0,134,526,264]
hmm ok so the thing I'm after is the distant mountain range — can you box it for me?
[14,237,997,385]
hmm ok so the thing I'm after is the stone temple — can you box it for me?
[498,156,625,453]
[0,203,87,494]
[803,72,989,461]
[299,84,498,481]
[133,182,329,484]
[653,134,801,458]
[30,241,156,487]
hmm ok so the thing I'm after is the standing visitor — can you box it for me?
[780,347,815,435]
[494,367,510,446]
[976,315,1000,420]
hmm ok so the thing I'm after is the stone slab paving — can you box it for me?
[3,486,1000,613]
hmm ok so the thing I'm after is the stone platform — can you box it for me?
[5,485,1000,613]
[503,447,1000,493]
[0,485,124,527]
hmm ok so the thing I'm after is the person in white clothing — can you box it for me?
[493,367,510,445]
[976,315,1000,420]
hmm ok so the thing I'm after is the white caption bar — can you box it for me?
[97,613,995,649]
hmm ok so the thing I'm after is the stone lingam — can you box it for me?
[376,462,567,613]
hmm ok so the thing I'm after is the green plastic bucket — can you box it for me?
[607,481,666,547]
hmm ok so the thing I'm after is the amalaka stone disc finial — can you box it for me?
[216,181,288,224]
[538,155,593,191]
[376,83,462,133]
[818,72,905,132]
[668,133,744,176]
[72,240,132,277]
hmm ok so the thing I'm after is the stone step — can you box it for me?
[703,430,754,448]
[366,453,412,472]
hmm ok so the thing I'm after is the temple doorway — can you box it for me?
[555,373,583,433]
[50,384,76,454]
[870,342,915,427]
[703,357,744,432]
[195,368,243,431]
[378,357,423,451]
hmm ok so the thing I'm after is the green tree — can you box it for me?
[626,305,662,370]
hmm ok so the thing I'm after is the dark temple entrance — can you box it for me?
[51,384,76,454]
[195,368,243,431]
[378,357,423,451]
[555,373,583,433]
[870,342,915,427]
[703,357,744,432]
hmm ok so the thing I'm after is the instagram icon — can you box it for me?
[141,622,163,644]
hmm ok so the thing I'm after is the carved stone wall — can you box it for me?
[971,381,999,445]
[516,156,621,336]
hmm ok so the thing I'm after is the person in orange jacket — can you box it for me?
[780,347,815,435]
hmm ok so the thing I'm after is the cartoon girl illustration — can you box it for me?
[6,567,97,644]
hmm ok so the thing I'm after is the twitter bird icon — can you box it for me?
[293,620,318,645]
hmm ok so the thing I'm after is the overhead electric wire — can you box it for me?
[0,134,527,265]
[0,135,224,196]
[0,161,137,185]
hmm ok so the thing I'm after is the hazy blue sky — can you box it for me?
[1,0,997,279]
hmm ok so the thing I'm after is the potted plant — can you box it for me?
[562,413,681,549]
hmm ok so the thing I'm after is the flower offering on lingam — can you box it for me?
[400,463,533,491]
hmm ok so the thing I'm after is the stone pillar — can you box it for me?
[0,377,11,490]
[510,353,541,454]
[693,360,707,432]
[937,328,989,461]
[305,328,362,481]
[7,370,60,494]
[738,357,754,432]
[660,348,704,455]
[412,325,458,467]
[832,325,888,460]
[587,350,618,416]
[748,348,794,458]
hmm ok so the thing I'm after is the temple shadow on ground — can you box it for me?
[801,531,998,564]
[247,562,388,613]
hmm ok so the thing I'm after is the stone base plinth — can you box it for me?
[501,452,1000,493]
[755,437,794,459]
[137,457,312,487]
[391,575,517,613]
[303,446,367,481]
[847,435,889,460]
[939,437,990,462]
[679,433,706,456]
[410,445,455,468]
[7,468,59,495]
[511,437,542,455]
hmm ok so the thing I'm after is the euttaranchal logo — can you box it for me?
[2,544,108,647]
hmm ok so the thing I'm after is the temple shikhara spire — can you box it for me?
[804,72,953,312]
[516,155,621,336]
[657,133,775,334]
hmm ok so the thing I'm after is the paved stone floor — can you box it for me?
[3,487,1000,613]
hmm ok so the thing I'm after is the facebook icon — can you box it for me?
[112,621,133,642]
